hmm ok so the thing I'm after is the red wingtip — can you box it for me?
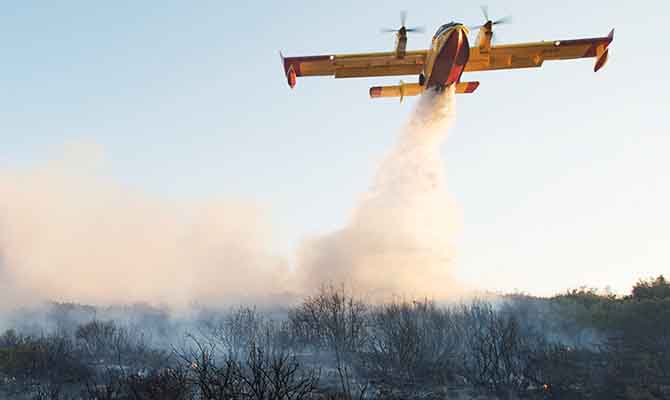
[593,30,614,73]
[594,49,609,72]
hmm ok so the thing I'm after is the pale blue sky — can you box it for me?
[1,1,668,295]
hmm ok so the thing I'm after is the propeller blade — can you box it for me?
[406,26,425,33]
[470,7,512,33]
[493,16,512,25]
[381,11,424,34]
[480,5,490,21]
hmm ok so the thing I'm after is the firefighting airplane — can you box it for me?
[280,10,614,101]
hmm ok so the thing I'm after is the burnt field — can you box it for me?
[1,276,669,400]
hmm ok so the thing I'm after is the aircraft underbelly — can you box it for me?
[426,30,470,88]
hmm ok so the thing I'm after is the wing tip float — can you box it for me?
[279,51,297,89]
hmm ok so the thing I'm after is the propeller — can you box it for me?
[470,5,512,30]
[381,11,425,34]
[469,5,512,44]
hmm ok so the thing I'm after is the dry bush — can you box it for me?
[125,368,191,400]
[198,307,291,360]
[289,285,369,400]
[459,301,535,398]
[174,334,320,400]
[360,299,459,392]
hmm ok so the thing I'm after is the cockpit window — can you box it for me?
[433,22,457,39]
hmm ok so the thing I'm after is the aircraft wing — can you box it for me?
[281,50,427,88]
[466,29,614,73]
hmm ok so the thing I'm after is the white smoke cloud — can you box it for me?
[0,149,289,310]
[297,88,464,300]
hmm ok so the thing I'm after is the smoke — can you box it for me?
[0,147,289,310]
[0,89,463,312]
[297,87,463,300]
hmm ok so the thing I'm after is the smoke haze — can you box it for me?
[0,89,461,311]
[0,151,288,310]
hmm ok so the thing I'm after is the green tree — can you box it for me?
[632,275,670,300]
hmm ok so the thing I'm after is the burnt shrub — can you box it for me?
[0,331,91,384]
[358,300,459,390]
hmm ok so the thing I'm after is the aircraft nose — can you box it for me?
[456,24,470,36]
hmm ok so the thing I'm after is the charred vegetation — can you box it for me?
[0,277,669,399]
